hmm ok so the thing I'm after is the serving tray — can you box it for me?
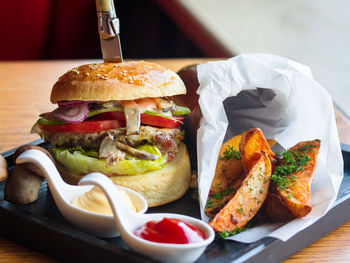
[1,140,350,263]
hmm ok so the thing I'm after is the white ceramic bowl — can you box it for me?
[16,149,148,238]
[80,173,215,263]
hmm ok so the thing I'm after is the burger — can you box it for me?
[31,61,191,207]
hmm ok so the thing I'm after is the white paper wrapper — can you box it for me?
[196,53,344,242]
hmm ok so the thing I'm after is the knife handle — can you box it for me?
[95,0,115,12]
[96,0,119,39]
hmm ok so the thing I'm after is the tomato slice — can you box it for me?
[38,111,183,133]
[91,111,183,128]
[38,120,125,133]
[90,111,125,121]
[141,113,183,128]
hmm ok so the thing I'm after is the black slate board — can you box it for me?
[1,140,350,263]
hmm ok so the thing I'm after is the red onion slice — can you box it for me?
[49,103,89,123]
[58,100,94,108]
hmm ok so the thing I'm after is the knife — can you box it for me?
[95,0,123,63]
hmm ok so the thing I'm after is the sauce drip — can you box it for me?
[134,217,206,244]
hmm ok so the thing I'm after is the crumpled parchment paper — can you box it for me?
[196,53,343,242]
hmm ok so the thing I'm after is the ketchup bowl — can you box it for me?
[125,213,214,263]
[79,173,215,263]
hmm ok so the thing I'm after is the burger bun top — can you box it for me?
[50,61,186,103]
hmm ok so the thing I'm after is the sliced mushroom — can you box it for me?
[157,98,177,113]
[99,134,126,166]
[115,142,159,161]
[4,164,44,205]
[4,145,52,204]
[123,102,140,135]
[99,131,160,162]
[13,145,55,176]
[0,154,8,182]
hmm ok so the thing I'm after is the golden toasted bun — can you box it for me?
[50,61,186,103]
[57,143,191,207]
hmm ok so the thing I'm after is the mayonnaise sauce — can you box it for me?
[72,186,136,215]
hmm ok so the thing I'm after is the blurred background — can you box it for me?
[0,0,349,117]
[0,0,216,60]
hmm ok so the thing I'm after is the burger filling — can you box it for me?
[32,98,190,176]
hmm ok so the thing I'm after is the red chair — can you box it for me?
[0,0,99,60]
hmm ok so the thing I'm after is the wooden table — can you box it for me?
[0,59,350,262]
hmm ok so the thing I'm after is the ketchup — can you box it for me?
[134,218,206,244]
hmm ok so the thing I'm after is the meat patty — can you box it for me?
[42,126,183,160]
[152,132,179,160]
[42,129,123,149]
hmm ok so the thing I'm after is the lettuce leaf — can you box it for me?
[172,106,191,115]
[51,144,167,175]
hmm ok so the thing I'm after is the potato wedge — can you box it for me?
[260,191,296,221]
[205,174,245,218]
[210,133,276,195]
[273,140,320,218]
[209,135,244,195]
[240,128,276,172]
[209,151,272,233]
[267,139,277,148]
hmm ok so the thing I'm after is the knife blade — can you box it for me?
[96,0,123,63]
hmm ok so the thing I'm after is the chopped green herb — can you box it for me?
[220,145,241,160]
[205,200,214,208]
[237,208,243,214]
[271,143,315,190]
[271,174,291,190]
[218,227,245,239]
[212,192,223,201]
[223,187,235,196]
